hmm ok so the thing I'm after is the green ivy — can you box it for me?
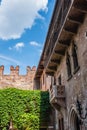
[0,88,50,130]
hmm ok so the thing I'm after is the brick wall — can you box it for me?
[0,66,36,90]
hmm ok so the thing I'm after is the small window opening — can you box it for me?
[43,74,44,85]
[59,118,64,130]
[72,41,79,73]
[58,75,61,85]
[86,31,87,37]
[66,52,72,79]
[54,76,56,85]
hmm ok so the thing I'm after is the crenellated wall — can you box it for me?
[0,65,36,90]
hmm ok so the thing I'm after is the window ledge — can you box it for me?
[67,75,72,81]
[73,66,80,74]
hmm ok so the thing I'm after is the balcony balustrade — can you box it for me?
[49,85,66,109]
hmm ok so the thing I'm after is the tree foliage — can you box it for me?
[0,88,50,130]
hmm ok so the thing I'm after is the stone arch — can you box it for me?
[69,106,80,130]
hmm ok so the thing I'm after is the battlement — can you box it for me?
[0,65,36,90]
[10,66,19,71]
[0,65,4,70]
[0,65,4,75]
[0,65,36,76]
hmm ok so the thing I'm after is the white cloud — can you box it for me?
[9,42,24,51]
[30,41,41,47]
[0,0,48,40]
[0,54,20,64]
[14,42,24,50]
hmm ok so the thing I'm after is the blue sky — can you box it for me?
[0,0,55,74]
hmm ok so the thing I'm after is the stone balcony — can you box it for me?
[49,85,66,109]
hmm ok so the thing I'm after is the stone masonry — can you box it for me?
[0,65,36,90]
[34,0,87,130]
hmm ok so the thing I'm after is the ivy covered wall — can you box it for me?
[0,88,50,130]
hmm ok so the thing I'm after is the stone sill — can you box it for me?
[73,66,80,75]
[67,74,72,81]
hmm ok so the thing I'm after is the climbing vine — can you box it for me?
[0,88,51,130]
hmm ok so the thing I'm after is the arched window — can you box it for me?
[72,41,79,73]
[66,52,72,79]
[70,110,80,130]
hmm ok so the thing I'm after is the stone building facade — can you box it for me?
[34,0,87,130]
[0,65,36,90]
